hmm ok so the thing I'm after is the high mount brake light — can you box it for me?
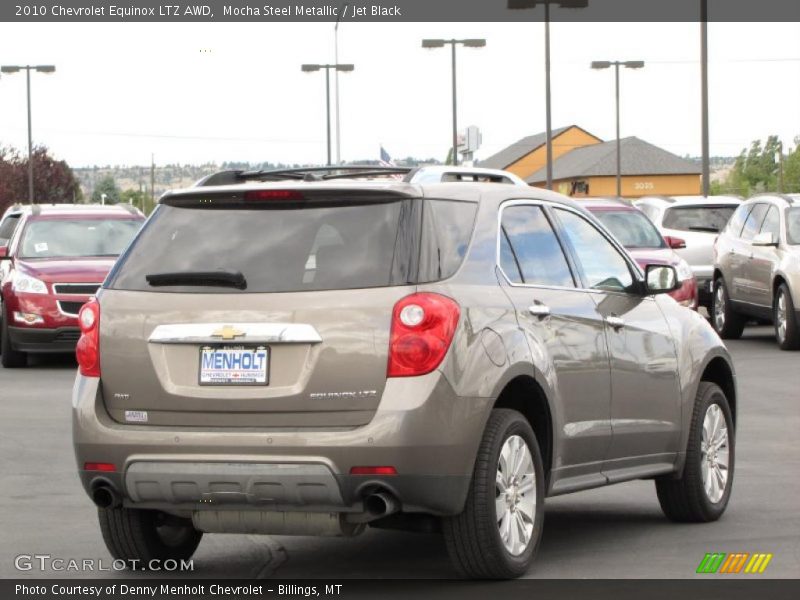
[387,292,460,378]
[244,190,304,201]
[76,299,101,377]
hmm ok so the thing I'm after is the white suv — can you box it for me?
[635,195,742,310]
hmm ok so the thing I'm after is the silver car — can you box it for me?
[636,195,742,310]
[72,168,737,578]
[712,194,800,350]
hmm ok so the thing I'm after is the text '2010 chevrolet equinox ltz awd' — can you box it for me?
[72,167,737,579]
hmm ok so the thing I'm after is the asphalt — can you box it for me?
[0,326,797,580]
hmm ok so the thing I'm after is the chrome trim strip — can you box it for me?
[148,323,323,345]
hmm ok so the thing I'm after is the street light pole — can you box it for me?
[334,3,348,164]
[591,60,644,198]
[1,64,56,204]
[301,63,354,166]
[508,1,588,189]
[422,38,486,166]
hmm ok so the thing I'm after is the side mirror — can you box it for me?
[751,231,778,247]
[645,264,681,294]
[663,235,686,250]
[0,244,8,259]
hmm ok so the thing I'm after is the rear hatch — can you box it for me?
[661,204,739,273]
[99,188,422,428]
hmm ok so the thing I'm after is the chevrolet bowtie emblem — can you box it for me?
[211,325,246,340]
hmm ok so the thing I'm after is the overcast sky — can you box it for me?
[0,21,798,167]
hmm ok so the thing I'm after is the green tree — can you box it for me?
[119,188,156,215]
[717,135,784,196]
[91,176,121,204]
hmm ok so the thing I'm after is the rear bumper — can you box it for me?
[72,372,489,516]
[8,325,80,353]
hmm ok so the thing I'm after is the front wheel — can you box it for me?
[443,409,545,579]
[774,284,800,350]
[655,382,735,522]
[98,507,202,568]
[0,304,27,368]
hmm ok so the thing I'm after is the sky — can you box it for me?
[0,21,798,168]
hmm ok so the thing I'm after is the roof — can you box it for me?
[578,198,638,211]
[479,125,579,169]
[637,195,742,208]
[525,137,702,183]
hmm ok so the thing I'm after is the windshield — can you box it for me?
[662,205,737,233]
[19,218,143,259]
[787,207,800,245]
[592,209,666,249]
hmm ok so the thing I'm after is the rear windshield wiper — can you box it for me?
[686,226,720,232]
[145,270,247,290]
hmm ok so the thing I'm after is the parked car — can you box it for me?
[712,194,800,350]
[635,195,742,310]
[0,203,145,367]
[583,199,698,309]
[73,168,737,579]
[406,165,528,186]
[0,204,25,247]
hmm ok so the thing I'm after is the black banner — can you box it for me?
[4,580,800,600]
[2,0,800,23]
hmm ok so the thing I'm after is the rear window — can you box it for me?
[592,209,665,249]
[662,205,737,233]
[108,198,477,293]
[19,218,143,259]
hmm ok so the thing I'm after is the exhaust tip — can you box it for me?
[364,492,397,517]
[92,485,121,509]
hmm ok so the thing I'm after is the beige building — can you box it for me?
[481,125,702,198]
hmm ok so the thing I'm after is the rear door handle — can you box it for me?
[606,316,625,330]
[528,303,551,319]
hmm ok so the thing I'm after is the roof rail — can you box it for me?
[750,192,795,204]
[195,165,413,187]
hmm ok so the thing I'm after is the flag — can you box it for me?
[379,146,396,167]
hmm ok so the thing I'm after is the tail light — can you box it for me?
[76,299,101,377]
[387,292,460,377]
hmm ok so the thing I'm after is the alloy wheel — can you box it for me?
[495,435,537,555]
[701,404,730,503]
[776,291,787,344]
[714,284,726,331]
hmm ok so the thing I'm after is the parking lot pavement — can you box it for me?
[0,326,798,579]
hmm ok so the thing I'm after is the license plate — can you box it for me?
[199,345,269,386]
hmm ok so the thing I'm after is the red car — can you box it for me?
[584,199,699,309]
[0,204,144,367]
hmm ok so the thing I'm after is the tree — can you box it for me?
[119,188,156,215]
[91,176,121,205]
[0,144,82,214]
[716,135,788,196]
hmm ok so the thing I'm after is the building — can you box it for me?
[480,125,701,198]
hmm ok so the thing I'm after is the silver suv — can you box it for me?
[712,194,800,350]
[636,195,742,310]
[73,167,737,579]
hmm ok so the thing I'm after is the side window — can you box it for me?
[759,206,780,239]
[554,208,634,293]
[740,204,768,241]
[638,203,658,222]
[726,204,753,238]
[0,214,21,243]
[499,205,575,288]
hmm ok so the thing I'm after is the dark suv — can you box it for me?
[73,168,737,578]
[0,203,144,367]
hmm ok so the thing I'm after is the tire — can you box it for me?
[711,277,745,340]
[97,507,202,568]
[656,382,735,522]
[774,283,800,351]
[443,408,545,579]
[0,303,27,368]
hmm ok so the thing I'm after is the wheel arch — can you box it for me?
[699,355,737,427]
[491,374,554,487]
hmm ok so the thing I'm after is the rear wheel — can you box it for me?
[0,304,27,368]
[712,277,745,339]
[774,283,800,351]
[443,409,544,579]
[655,382,734,522]
[98,507,202,568]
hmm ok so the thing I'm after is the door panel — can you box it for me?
[747,205,780,308]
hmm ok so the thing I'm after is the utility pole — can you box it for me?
[701,0,710,197]
[150,154,155,210]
